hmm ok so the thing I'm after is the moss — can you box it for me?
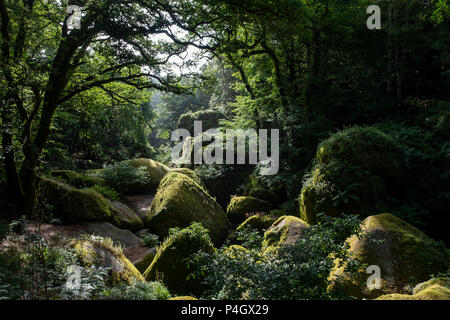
[224,245,248,259]
[236,215,277,233]
[328,213,449,299]
[178,110,225,135]
[109,200,144,231]
[169,296,199,300]
[134,248,157,274]
[40,176,142,230]
[171,168,207,190]
[262,216,309,254]
[316,126,403,179]
[123,158,170,187]
[143,223,215,295]
[60,188,117,223]
[376,278,450,300]
[248,187,278,205]
[38,177,73,205]
[226,197,273,226]
[299,126,403,224]
[50,170,106,188]
[147,172,229,245]
[69,238,144,285]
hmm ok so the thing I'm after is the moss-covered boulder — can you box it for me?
[133,247,158,274]
[376,278,450,300]
[299,126,404,224]
[147,172,229,245]
[226,197,273,226]
[178,110,225,136]
[60,188,116,223]
[123,158,171,186]
[236,215,277,233]
[39,177,143,230]
[328,213,449,299]
[109,201,144,231]
[143,223,215,295]
[262,216,310,254]
[38,177,73,205]
[169,296,199,300]
[50,170,106,188]
[248,187,279,205]
[69,237,145,285]
[83,222,143,248]
[170,168,206,190]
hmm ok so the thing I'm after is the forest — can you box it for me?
[0,0,449,301]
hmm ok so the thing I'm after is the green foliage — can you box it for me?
[190,215,362,300]
[101,281,170,300]
[140,233,160,248]
[90,185,120,201]
[235,226,264,251]
[144,223,215,295]
[100,163,151,194]
[0,232,108,300]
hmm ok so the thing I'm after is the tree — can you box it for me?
[0,0,222,214]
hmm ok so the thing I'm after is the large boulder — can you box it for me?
[178,110,226,136]
[226,197,273,226]
[248,187,279,206]
[170,168,207,190]
[69,237,145,285]
[50,170,106,188]
[262,216,310,254]
[376,278,450,300]
[236,215,277,233]
[109,200,144,231]
[146,172,229,245]
[328,213,449,299]
[83,222,143,248]
[123,158,171,188]
[143,223,215,295]
[299,126,404,224]
[39,178,143,230]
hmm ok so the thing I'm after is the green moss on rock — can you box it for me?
[50,170,106,188]
[178,110,225,135]
[316,126,403,178]
[143,223,215,295]
[123,158,170,187]
[40,177,142,230]
[328,213,449,299]
[69,238,144,285]
[299,126,403,224]
[262,216,309,254]
[248,187,279,205]
[226,197,273,226]
[236,215,277,233]
[223,245,248,259]
[60,188,116,223]
[376,278,450,300]
[169,296,199,300]
[171,168,207,190]
[109,201,144,231]
[147,172,229,245]
[134,248,158,274]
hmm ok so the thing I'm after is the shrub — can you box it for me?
[0,232,109,300]
[101,281,170,300]
[140,233,160,248]
[90,185,120,201]
[190,215,362,300]
[100,162,151,194]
